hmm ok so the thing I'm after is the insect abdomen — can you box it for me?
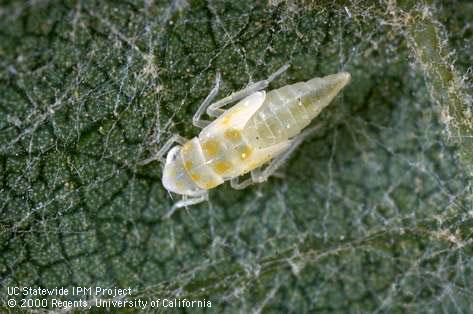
[245,72,351,147]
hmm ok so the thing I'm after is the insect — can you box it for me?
[142,64,351,217]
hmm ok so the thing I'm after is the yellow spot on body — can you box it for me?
[202,140,219,157]
[240,145,253,160]
[183,160,193,171]
[191,173,201,181]
[224,129,241,141]
[213,160,232,175]
[220,115,231,126]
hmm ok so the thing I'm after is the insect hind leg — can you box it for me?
[253,124,322,183]
[229,124,321,189]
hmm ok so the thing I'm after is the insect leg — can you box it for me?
[162,193,208,219]
[138,134,188,165]
[230,177,253,190]
[193,72,222,128]
[207,64,290,117]
[252,124,322,183]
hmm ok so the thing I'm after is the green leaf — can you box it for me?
[1,1,472,312]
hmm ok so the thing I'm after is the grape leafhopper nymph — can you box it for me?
[141,65,351,216]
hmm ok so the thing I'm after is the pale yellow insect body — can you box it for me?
[162,71,351,199]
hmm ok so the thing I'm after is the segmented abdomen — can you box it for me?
[244,73,350,148]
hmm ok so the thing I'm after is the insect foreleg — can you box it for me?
[138,134,188,165]
[162,192,208,219]
[193,64,290,128]
[193,72,222,128]
[206,64,290,118]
